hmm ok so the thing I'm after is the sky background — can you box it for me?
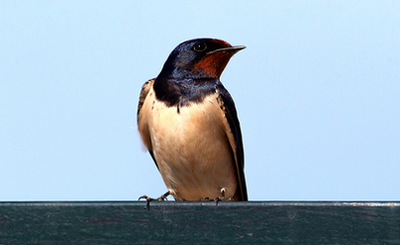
[1,1,399,201]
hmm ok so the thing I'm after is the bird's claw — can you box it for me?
[204,189,233,205]
[138,195,168,202]
[204,196,234,205]
[138,191,170,209]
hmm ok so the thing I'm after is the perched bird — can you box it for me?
[137,38,247,202]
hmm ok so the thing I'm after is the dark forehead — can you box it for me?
[177,38,232,50]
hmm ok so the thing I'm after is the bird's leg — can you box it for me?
[138,191,170,209]
[214,188,226,203]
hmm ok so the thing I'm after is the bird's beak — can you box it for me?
[207,45,246,55]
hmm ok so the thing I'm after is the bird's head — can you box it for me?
[158,38,245,80]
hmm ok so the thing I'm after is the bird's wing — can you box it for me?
[217,85,248,201]
[137,78,155,117]
[137,78,158,169]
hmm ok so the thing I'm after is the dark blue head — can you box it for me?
[157,38,245,80]
[153,38,245,107]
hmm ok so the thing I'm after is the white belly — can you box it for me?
[140,89,237,200]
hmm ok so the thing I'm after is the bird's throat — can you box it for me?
[153,77,219,109]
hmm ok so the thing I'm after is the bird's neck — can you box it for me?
[154,74,219,108]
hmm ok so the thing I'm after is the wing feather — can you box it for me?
[217,85,248,201]
[137,79,158,169]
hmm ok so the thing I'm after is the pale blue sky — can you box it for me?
[1,1,399,201]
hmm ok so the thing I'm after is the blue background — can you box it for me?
[1,1,399,201]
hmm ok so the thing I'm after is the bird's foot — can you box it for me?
[204,188,233,205]
[138,191,170,209]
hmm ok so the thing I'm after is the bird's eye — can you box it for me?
[193,42,207,52]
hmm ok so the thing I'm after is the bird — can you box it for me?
[137,38,247,203]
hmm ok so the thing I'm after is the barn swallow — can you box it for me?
[137,38,247,204]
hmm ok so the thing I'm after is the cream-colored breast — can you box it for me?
[138,87,237,201]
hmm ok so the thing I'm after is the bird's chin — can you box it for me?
[193,46,245,78]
